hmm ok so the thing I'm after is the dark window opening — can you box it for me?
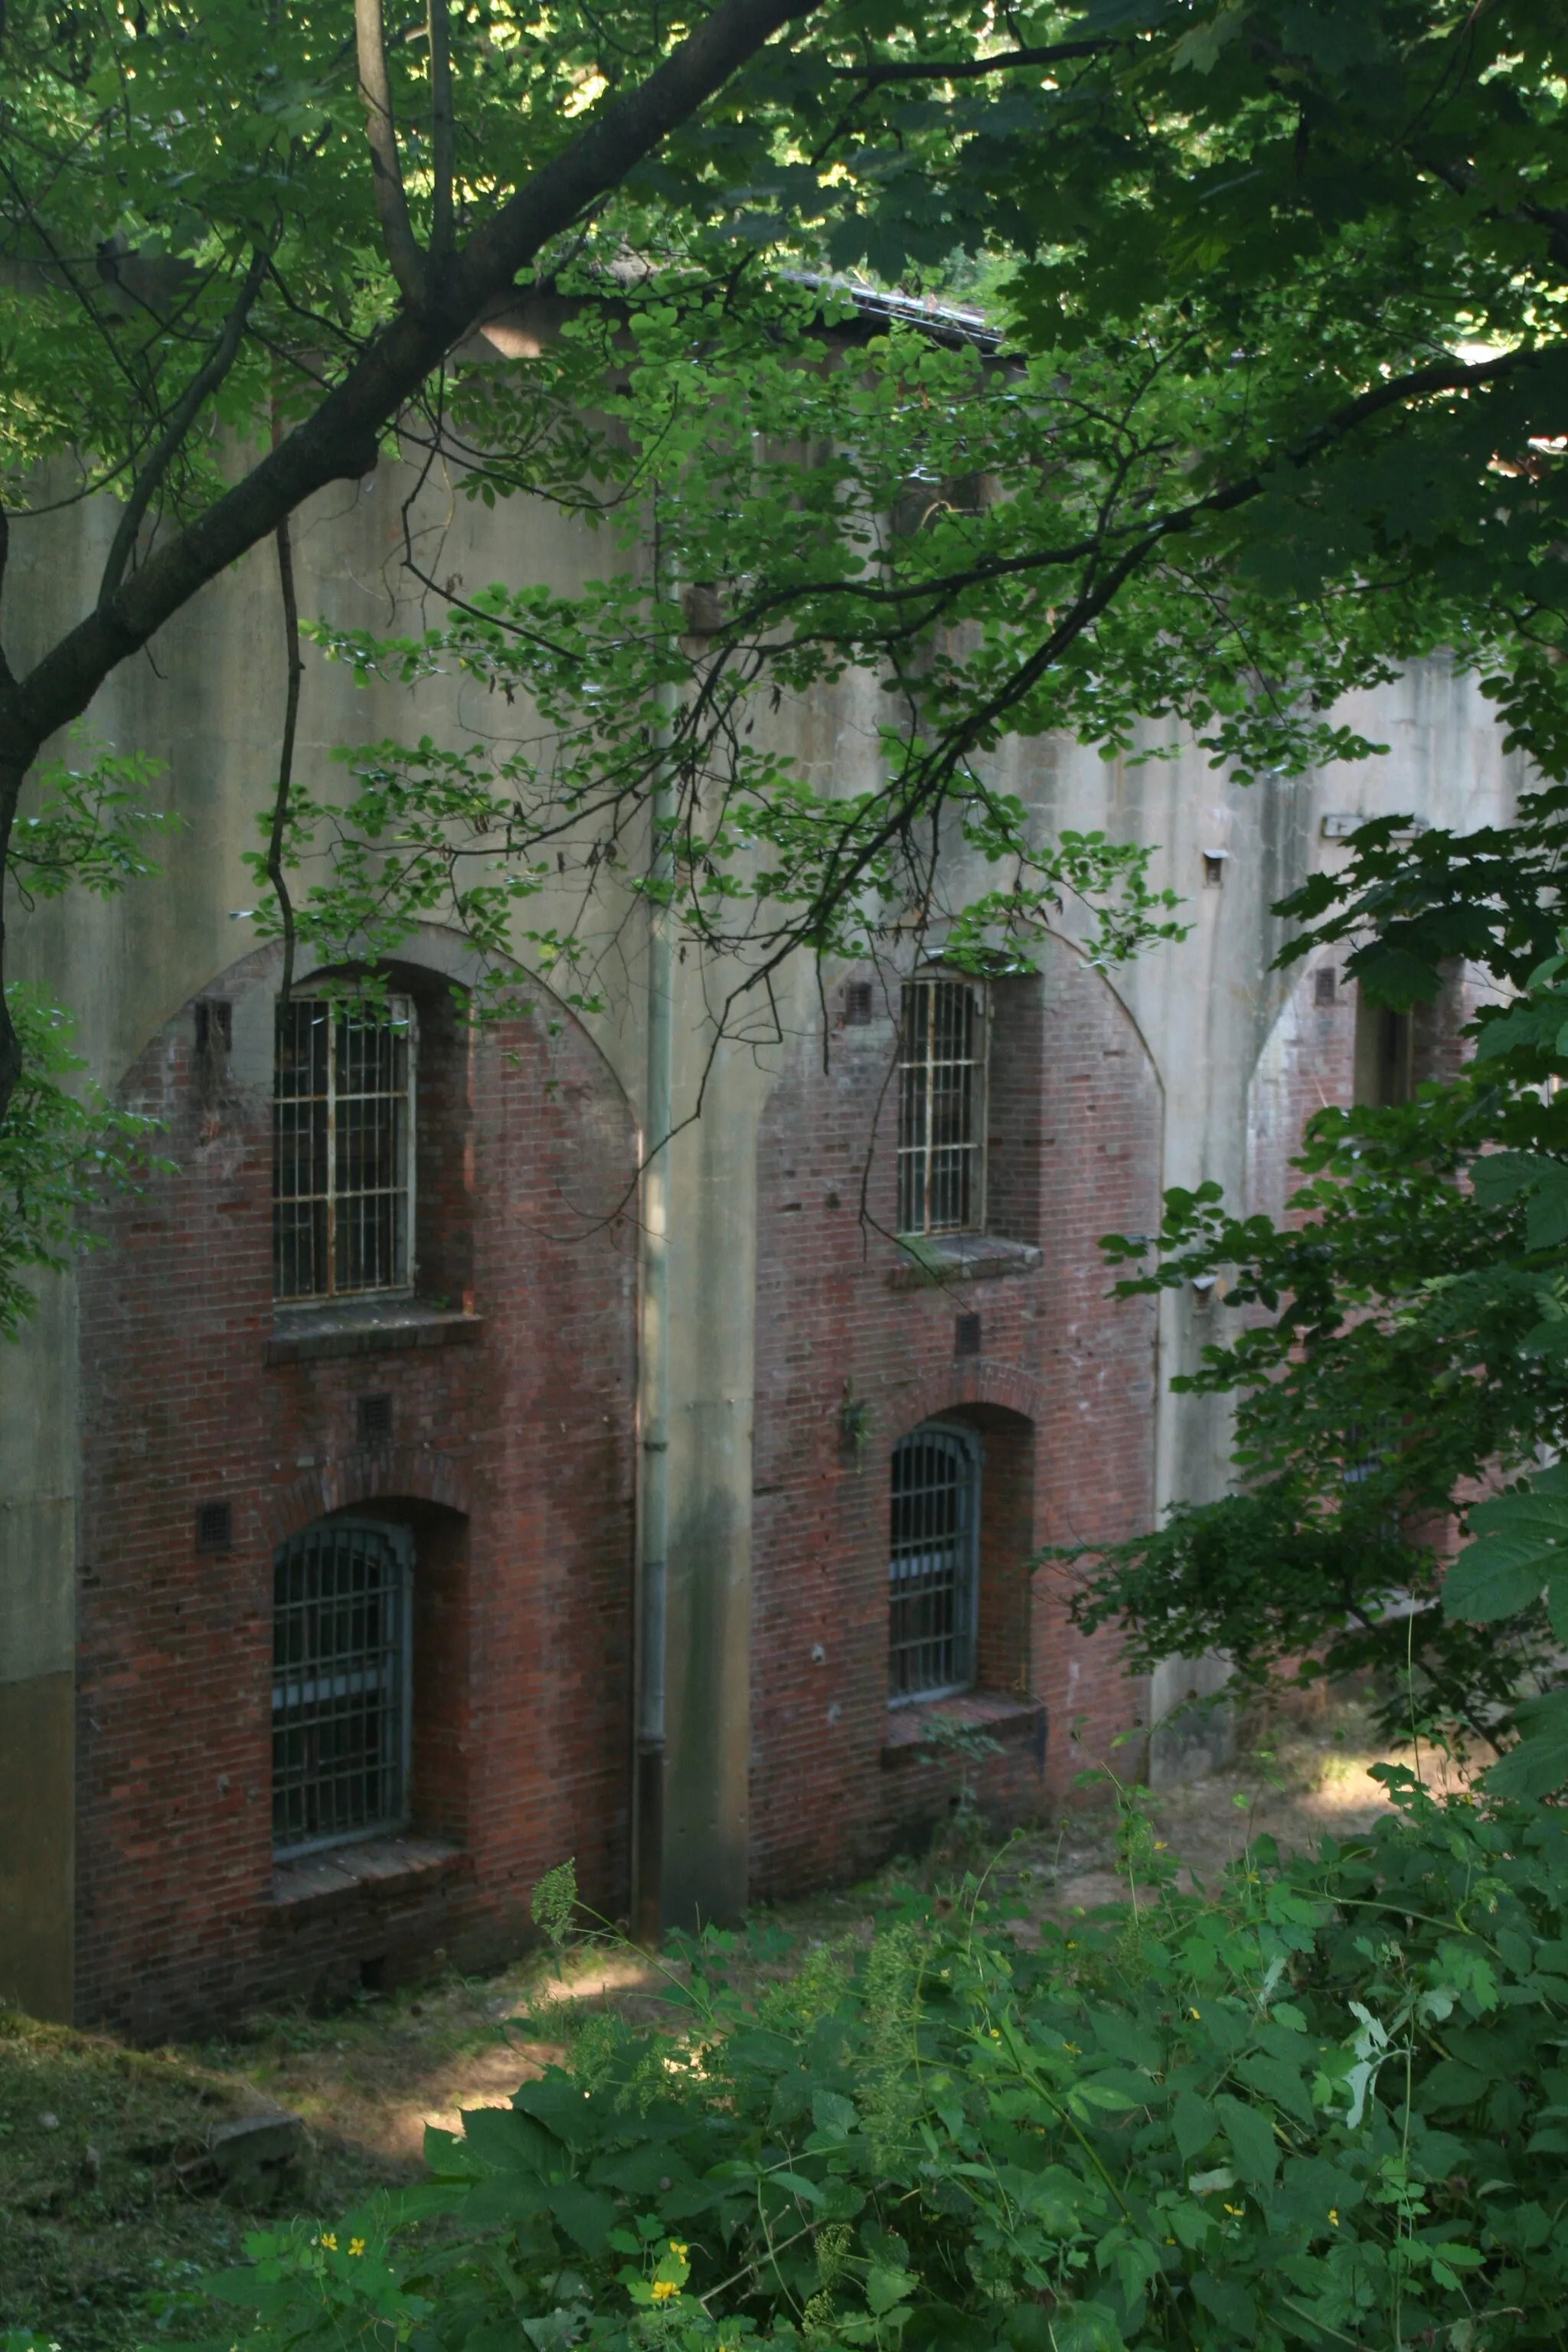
[195,1500,234,1553]
[357,1393,394,1447]
[1202,852,1227,889]
[954,1312,982,1357]
[889,1423,979,1703]
[844,979,875,1027]
[1354,991,1414,1107]
[272,1518,412,1856]
[1314,967,1338,1008]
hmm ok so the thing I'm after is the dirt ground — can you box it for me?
[0,1694,1465,2351]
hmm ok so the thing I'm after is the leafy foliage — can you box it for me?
[6,0,1568,1118]
[1054,825,1568,1775]
[0,984,166,1339]
[168,1785,1568,2351]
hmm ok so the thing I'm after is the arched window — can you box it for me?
[273,1519,413,1855]
[889,1423,981,1703]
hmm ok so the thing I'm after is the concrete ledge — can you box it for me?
[266,1303,484,1365]
[887,1235,1042,1291]
[882,1687,1045,1766]
[270,1834,466,1913]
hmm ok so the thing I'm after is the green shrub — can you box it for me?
[190,1775,1568,2351]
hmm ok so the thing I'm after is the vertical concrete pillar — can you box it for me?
[658,1021,757,1932]
[0,1282,78,2019]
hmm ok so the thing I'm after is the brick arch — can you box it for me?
[1041,925,1165,1109]
[262,1445,471,1548]
[109,920,636,1129]
[893,1358,1043,1438]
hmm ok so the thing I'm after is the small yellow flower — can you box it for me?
[1154,1841,1168,1851]
[669,2243,689,2261]
[349,2239,365,2258]
[1188,2007,1200,2020]
[321,2233,338,2252]
[652,2280,681,2303]
[1328,2210,1339,2228]
[989,2028,1001,2040]
[1223,2203,1245,2218]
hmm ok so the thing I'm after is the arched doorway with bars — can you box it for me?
[888,1422,982,1704]
[886,1403,1037,1716]
[273,1518,415,1857]
[270,1498,472,1869]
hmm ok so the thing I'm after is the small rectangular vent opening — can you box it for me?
[955,1312,982,1358]
[194,1001,233,1056]
[1314,966,1338,1006]
[844,979,875,1027]
[357,1393,394,1446]
[196,1500,234,1553]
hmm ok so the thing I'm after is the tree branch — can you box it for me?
[430,0,455,259]
[835,37,1112,88]
[356,0,428,309]
[14,0,812,765]
[96,246,271,612]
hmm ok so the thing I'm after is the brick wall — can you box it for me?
[75,944,638,2037]
[1248,956,1476,1227]
[748,935,1164,1898]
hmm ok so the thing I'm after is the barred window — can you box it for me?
[897,975,986,1235]
[889,1423,980,1704]
[273,1519,412,1856]
[273,997,415,1302]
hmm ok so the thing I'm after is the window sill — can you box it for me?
[270,1834,466,1912]
[887,1233,1042,1291]
[266,1299,484,1366]
[881,1687,1045,1766]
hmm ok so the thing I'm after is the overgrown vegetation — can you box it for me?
[1058,789,1568,1792]
[97,1779,1568,2352]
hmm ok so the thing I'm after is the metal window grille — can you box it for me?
[897,975,986,1235]
[889,1423,980,1703]
[273,998,415,1302]
[273,1519,412,1857]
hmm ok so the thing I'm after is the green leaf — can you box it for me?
[1172,2089,1217,2161]
[1214,2094,1279,2187]
[867,2266,917,2315]
[1443,1474,1568,1621]
[812,2087,858,2140]
[1485,1689,1568,1797]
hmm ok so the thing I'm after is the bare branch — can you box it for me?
[96,246,271,611]
[356,0,428,309]
[266,514,303,1005]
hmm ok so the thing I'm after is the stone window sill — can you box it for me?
[266,1300,484,1366]
[271,1834,466,1911]
[882,1687,1045,1766]
[887,1234,1041,1291]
